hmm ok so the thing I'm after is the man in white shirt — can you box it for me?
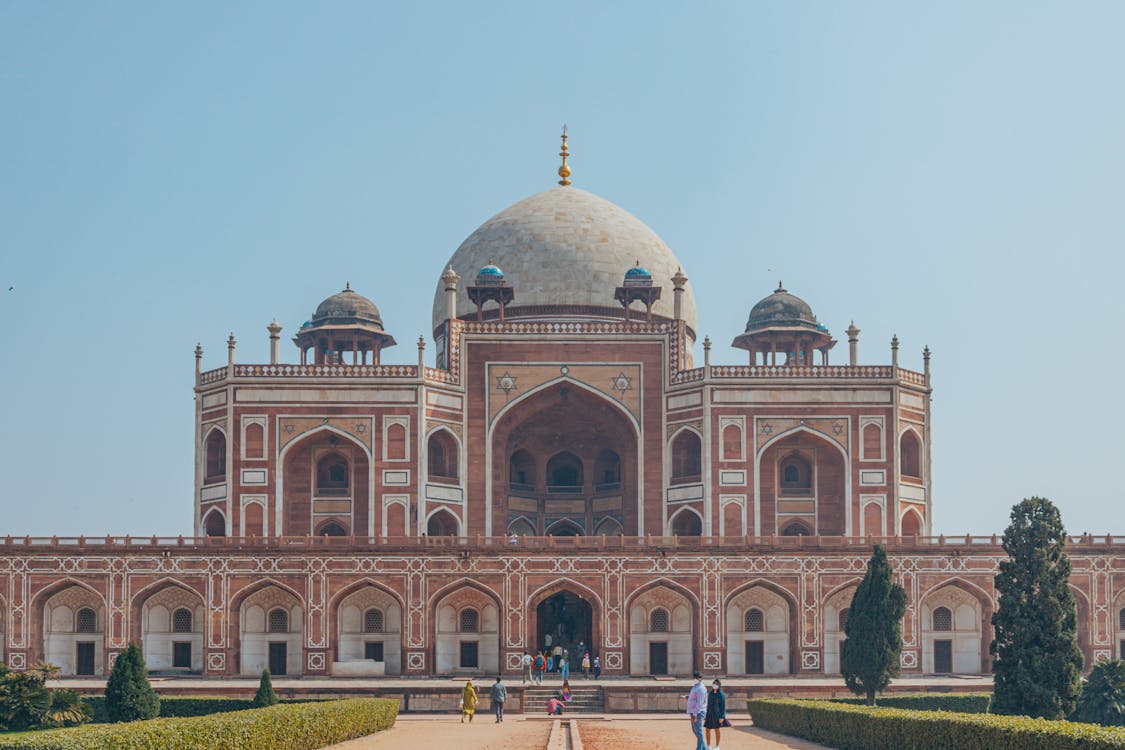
[521,652,532,683]
[684,671,707,750]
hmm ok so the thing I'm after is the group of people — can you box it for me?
[685,672,728,750]
[456,668,730,750]
[521,649,600,683]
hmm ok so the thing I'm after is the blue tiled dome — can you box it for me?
[478,264,504,277]
[625,265,651,278]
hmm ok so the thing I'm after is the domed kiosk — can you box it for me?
[431,186,696,335]
[733,283,836,366]
[293,284,396,365]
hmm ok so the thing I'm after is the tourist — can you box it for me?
[559,650,570,681]
[534,651,547,684]
[552,643,563,670]
[490,676,507,723]
[684,671,707,750]
[546,652,554,673]
[593,655,601,680]
[558,679,572,702]
[522,652,532,683]
[703,678,727,750]
[460,678,477,723]
[546,696,564,716]
[581,651,590,678]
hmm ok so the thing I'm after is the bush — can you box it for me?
[1073,660,1125,727]
[747,698,1125,750]
[825,693,992,714]
[0,697,397,749]
[0,664,90,731]
[104,644,159,722]
[252,669,279,707]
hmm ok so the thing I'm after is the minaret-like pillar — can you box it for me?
[846,321,860,366]
[923,345,931,386]
[442,265,460,322]
[891,334,899,371]
[268,320,282,364]
[195,343,203,383]
[672,268,687,322]
[703,336,712,368]
[417,336,426,369]
[227,333,236,365]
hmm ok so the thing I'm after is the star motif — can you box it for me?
[284,424,295,434]
[496,371,517,395]
[610,372,632,395]
[761,422,773,435]
[356,423,367,434]
[832,421,844,436]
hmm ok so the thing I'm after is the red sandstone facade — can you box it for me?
[3,178,1122,680]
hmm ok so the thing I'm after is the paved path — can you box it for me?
[324,715,831,750]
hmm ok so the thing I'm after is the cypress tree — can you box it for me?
[840,544,907,706]
[104,642,160,722]
[990,496,1083,719]
[253,668,279,707]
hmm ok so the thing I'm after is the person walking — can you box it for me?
[685,672,707,750]
[581,652,590,678]
[559,651,570,681]
[490,676,507,723]
[703,678,727,750]
[522,652,532,683]
[534,651,547,684]
[460,679,477,723]
[593,655,601,680]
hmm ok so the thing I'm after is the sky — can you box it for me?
[1,2,1122,536]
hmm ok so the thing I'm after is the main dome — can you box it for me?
[432,187,695,332]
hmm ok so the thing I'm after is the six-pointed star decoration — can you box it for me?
[496,371,517,395]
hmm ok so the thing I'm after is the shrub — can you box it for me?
[1073,660,1125,727]
[825,693,991,713]
[0,697,397,749]
[83,697,258,723]
[748,698,1125,750]
[104,644,159,722]
[0,663,90,731]
[252,669,279,707]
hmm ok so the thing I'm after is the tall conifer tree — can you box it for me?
[104,642,160,722]
[990,496,1083,718]
[840,544,907,706]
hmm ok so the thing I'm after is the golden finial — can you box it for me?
[557,125,572,186]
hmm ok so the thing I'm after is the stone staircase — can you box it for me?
[523,684,605,714]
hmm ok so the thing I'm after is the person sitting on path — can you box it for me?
[546,696,564,716]
[490,676,507,723]
[460,679,477,724]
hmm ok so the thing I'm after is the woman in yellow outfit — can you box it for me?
[460,678,478,723]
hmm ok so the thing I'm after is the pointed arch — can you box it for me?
[202,425,228,484]
[490,376,641,434]
[202,507,226,537]
[229,577,307,615]
[425,507,460,537]
[755,424,851,537]
[544,518,584,536]
[669,426,703,484]
[900,508,924,537]
[506,516,536,536]
[425,425,461,483]
[899,425,923,481]
[275,424,373,537]
[668,506,703,536]
[427,577,504,611]
[328,577,405,675]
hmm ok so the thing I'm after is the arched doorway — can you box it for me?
[534,590,594,659]
[491,383,638,536]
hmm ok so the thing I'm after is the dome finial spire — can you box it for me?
[557,125,572,186]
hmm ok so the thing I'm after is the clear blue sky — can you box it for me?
[1,2,1122,536]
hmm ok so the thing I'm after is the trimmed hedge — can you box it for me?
[825,693,992,713]
[84,697,257,723]
[748,698,1125,750]
[0,697,397,749]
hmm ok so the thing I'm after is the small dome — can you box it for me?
[478,264,504,276]
[745,284,819,332]
[311,284,384,330]
[625,265,651,278]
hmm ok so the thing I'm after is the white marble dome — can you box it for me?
[431,187,695,332]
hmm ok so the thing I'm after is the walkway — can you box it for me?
[325,715,832,750]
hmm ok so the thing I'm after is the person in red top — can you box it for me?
[546,697,564,716]
[533,651,547,685]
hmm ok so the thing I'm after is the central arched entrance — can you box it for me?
[491,382,638,535]
[531,586,598,663]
